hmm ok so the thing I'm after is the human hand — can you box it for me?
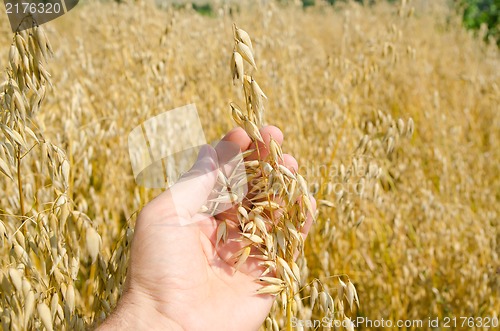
[97,126,315,331]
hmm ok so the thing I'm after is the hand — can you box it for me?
[97,126,315,331]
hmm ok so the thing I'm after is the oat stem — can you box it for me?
[16,146,25,217]
[286,290,293,331]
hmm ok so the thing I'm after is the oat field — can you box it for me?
[0,0,498,330]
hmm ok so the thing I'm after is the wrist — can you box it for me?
[97,290,183,331]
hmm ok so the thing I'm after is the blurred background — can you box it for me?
[0,0,498,330]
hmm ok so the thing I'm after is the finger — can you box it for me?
[214,127,252,165]
[216,153,299,224]
[246,125,284,160]
[281,154,298,172]
[213,127,251,202]
[212,127,282,222]
[168,145,218,219]
[217,127,253,152]
[210,128,251,221]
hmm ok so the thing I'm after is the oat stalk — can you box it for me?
[228,24,347,330]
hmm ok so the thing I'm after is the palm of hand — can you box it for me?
[119,126,312,331]
[128,208,273,331]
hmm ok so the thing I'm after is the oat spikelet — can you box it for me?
[86,227,102,263]
[37,303,53,331]
[236,41,257,70]
[231,51,244,86]
[234,24,254,53]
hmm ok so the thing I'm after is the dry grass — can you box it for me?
[0,0,498,330]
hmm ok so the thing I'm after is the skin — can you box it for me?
[97,126,316,331]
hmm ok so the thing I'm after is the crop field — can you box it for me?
[0,0,498,330]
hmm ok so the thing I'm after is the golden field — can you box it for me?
[0,0,498,329]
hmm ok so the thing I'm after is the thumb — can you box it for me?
[168,145,218,219]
